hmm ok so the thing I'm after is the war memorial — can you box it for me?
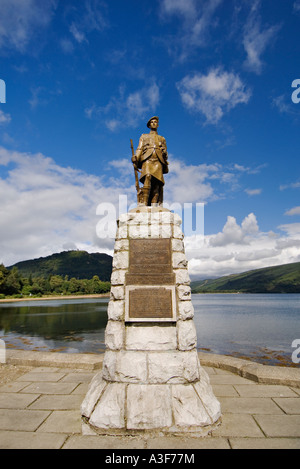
[81,116,222,435]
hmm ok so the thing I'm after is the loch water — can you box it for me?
[0,293,299,366]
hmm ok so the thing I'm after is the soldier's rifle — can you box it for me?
[130,139,140,193]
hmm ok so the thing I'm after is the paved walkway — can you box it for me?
[0,350,299,449]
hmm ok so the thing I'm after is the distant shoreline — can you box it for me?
[0,293,110,303]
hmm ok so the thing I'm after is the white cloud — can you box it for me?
[272,95,297,115]
[177,68,251,124]
[0,110,11,124]
[160,0,222,60]
[69,24,87,44]
[285,206,300,216]
[242,0,280,74]
[185,214,300,278]
[0,0,57,53]
[28,86,62,109]
[245,188,262,196]
[280,180,300,191]
[278,223,300,236]
[294,0,300,12]
[161,0,196,17]
[209,213,258,247]
[68,0,108,44]
[86,82,160,131]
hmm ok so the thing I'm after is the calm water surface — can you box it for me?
[0,294,299,366]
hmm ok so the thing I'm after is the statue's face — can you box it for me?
[149,119,158,130]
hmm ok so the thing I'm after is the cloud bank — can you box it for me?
[1,146,300,279]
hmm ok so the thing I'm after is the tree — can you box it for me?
[3,267,22,295]
[49,275,64,293]
[0,264,9,293]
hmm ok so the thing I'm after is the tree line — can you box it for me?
[0,264,111,299]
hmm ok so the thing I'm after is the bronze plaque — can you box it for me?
[126,239,175,285]
[129,239,171,273]
[126,286,176,321]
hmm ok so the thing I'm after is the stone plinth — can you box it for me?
[81,206,221,435]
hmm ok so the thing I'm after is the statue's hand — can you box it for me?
[131,155,137,165]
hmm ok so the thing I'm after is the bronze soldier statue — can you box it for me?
[131,116,169,206]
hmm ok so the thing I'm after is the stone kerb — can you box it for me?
[81,207,221,434]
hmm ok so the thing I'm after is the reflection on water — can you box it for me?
[0,294,299,366]
[0,298,109,353]
[193,294,300,367]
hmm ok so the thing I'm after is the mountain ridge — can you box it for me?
[8,250,113,282]
[191,261,300,293]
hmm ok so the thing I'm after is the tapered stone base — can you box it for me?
[81,366,221,436]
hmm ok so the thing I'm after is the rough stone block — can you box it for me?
[125,325,177,351]
[110,286,125,301]
[173,213,182,226]
[102,351,117,381]
[107,300,124,320]
[116,224,128,239]
[81,372,106,419]
[177,285,192,301]
[177,320,197,350]
[178,300,194,320]
[112,251,129,270]
[173,225,184,239]
[172,384,212,427]
[114,239,129,252]
[128,224,150,239]
[126,384,172,429]
[194,380,221,423]
[175,269,190,285]
[105,321,125,350]
[89,383,126,429]
[148,350,200,384]
[172,252,188,268]
[172,238,185,252]
[110,270,126,286]
[114,351,147,383]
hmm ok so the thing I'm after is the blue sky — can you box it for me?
[0,0,300,278]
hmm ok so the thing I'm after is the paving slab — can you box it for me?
[254,415,300,437]
[229,438,300,449]
[16,371,66,382]
[37,410,82,434]
[209,374,255,386]
[219,397,285,415]
[0,409,50,431]
[0,381,33,393]
[0,430,67,449]
[234,384,298,398]
[21,381,79,395]
[63,435,147,449]
[212,385,240,397]
[145,436,230,449]
[212,414,265,438]
[272,398,300,414]
[28,394,83,410]
[0,392,40,409]
[60,372,96,383]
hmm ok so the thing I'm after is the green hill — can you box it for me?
[191,262,300,293]
[8,250,113,281]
